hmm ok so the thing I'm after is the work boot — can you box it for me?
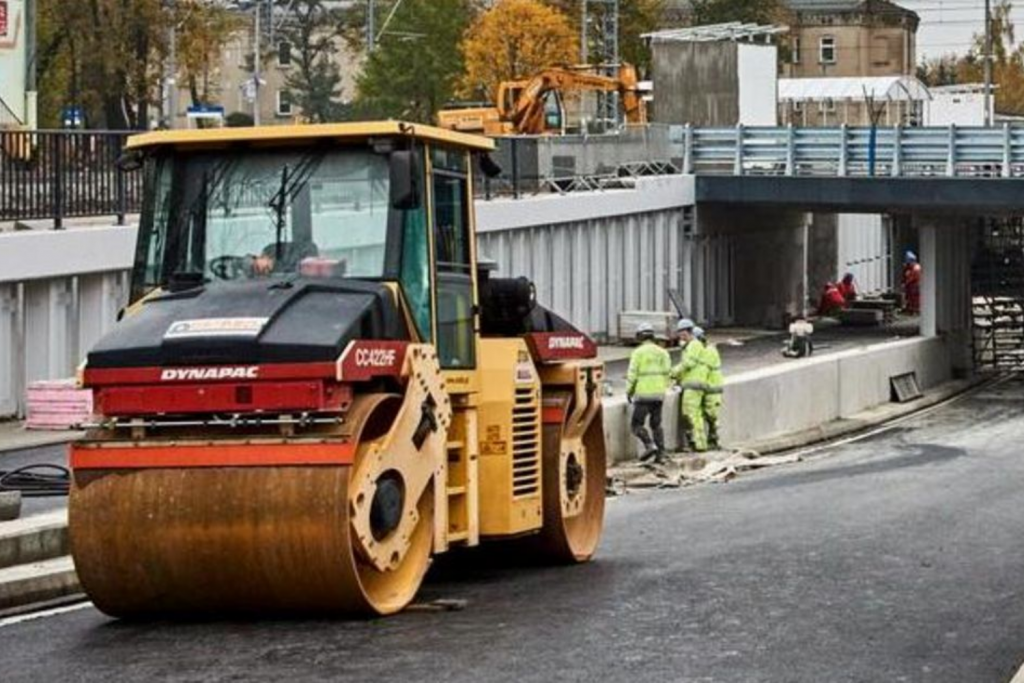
[653,450,671,466]
[639,447,659,463]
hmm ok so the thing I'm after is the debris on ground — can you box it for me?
[607,450,803,493]
[406,598,469,613]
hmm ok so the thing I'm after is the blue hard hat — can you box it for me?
[905,250,917,263]
[677,318,695,332]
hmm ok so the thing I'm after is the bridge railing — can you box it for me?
[686,124,1024,179]
[0,130,142,227]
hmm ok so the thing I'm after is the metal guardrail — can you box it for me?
[0,130,142,227]
[683,124,1024,179]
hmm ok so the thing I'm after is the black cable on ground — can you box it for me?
[0,464,70,497]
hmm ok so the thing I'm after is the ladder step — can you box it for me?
[446,441,464,451]
[446,531,469,542]
[447,486,466,496]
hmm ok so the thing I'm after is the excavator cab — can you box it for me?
[69,123,606,618]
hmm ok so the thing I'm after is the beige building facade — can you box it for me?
[783,0,918,79]
[171,11,361,128]
[779,0,921,126]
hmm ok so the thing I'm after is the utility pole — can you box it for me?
[25,0,37,129]
[582,0,619,127]
[580,0,587,63]
[254,0,262,126]
[984,0,993,126]
[162,0,178,129]
[367,0,376,53]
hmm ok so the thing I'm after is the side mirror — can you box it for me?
[117,149,145,172]
[478,153,503,179]
[390,150,420,210]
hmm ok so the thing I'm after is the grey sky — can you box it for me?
[901,0,1020,61]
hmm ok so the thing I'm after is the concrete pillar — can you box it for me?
[0,285,17,417]
[918,218,973,374]
[919,223,937,338]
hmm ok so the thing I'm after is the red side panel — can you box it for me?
[70,442,356,470]
[84,362,338,387]
[94,381,352,416]
[525,331,598,363]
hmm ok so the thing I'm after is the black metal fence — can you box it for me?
[0,130,143,228]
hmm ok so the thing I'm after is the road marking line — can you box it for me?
[0,601,92,628]
[1009,660,1024,683]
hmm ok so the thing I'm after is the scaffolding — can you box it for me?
[971,217,1024,369]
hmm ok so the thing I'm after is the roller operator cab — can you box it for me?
[69,122,606,617]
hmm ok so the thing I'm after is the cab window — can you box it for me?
[431,147,475,369]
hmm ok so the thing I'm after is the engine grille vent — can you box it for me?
[511,386,541,498]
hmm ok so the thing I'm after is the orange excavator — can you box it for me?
[437,64,648,136]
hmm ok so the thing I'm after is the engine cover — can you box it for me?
[88,278,405,368]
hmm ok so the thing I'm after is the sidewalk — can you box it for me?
[0,422,81,455]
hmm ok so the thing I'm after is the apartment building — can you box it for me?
[171,4,360,128]
[783,0,918,79]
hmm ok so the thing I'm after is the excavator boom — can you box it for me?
[438,64,647,136]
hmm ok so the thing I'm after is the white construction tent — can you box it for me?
[778,76,932,126]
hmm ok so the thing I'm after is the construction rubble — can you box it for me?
[606,450,803,495]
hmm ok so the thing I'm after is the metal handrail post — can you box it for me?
[786,124,795,177]
[891,124,902,177]
[53,134,64,230]
[946,124,956,177]
[733,124,744,176]
[838,124,848,177]
[683,123,694,174]
[1003,122,1013,178]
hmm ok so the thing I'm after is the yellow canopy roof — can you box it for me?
[126,121,496,152]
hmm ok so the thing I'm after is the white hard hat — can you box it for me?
[677,318,695,332]
[637,322,655,336]
[693,326,705,338]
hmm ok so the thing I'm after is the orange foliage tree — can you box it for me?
[459,0,578,100]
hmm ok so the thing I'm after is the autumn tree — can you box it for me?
[176,2,242,109]
[921,0,1024,117]
[278,0,348,123]
[460,0,578,100]
[355,0,473,123]
[35,0,165,129]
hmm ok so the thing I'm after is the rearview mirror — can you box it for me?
[390,150,420,210]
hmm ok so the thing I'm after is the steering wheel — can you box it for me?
[208,255,249,280]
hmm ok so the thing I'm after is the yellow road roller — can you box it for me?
[69,122,605,617]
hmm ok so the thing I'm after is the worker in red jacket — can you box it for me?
[838,273,857,302]
[902,251,921,314]
[818,282,846,317]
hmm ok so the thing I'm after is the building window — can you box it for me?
[276,90,293,117]
[791,37,801,64]
[792,100,804,114]
[278,40,292,67]
[820,36,836,64]
[819,98,835,113]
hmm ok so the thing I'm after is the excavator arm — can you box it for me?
[501,66,647,135]
[439,64,646,136]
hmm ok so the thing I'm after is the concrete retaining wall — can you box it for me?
[603,336,952,463]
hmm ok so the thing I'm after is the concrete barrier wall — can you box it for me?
[603,336,952,463]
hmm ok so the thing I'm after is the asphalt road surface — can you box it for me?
[4,377,1024,682]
